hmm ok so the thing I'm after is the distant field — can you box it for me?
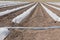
[0,0,60,2]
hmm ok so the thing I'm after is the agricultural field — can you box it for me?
[0,1,60,27]
[0,1,60,40]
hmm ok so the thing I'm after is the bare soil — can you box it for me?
[5,29,60,40]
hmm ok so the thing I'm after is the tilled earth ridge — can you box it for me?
[0,4,34,27]
[43,3,60,17]
[5,29,60,40]
[0,3,30,12]
[15,3,58,27]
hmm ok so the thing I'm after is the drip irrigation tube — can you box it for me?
[1,26,60,30]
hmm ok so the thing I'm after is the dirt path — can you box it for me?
[0,4,34,27]
[15,3,57,27]
[0,3,29,12]
[5,29,60,40]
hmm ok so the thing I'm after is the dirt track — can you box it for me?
[5,29,60,40]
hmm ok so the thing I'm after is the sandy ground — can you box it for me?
[5,29,60,40]
[0,3,34,27]
[0,3,30,12]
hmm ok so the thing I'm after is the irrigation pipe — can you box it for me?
[2,26,60,30]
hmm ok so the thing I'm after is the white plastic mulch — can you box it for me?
[0,1,29,8]
[0,3,35,16]
[0,28,10,40]
[47,2,60,6]
[12,3,38,23]
[41,3,60,22]
[44,3,60,10]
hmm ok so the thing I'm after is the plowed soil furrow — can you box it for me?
[5,29,60,40]
[0,3,29,12]
[0,4,34,27]
[43,3,60,17]
[15,3,56,27]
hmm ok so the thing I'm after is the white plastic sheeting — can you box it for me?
[47,2,60,6]
[12,3,38,23]
[0,3,35,16]
[0,28,10,40]
[44,3,60,10]
[41,3,60,22]
[0,1,29,8]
